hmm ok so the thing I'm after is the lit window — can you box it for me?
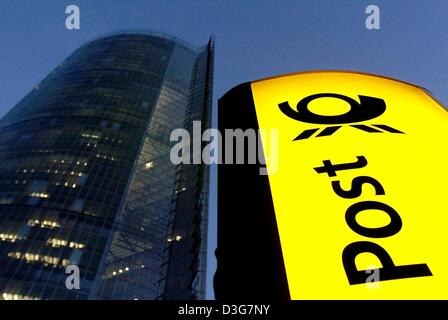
[46,238,85,249]
[106,266,131,279]
[0,233,24,243]
[2,292,40,300]
[81,133,100,139]
[7,251,71,267]
[27,219,60,229]
[145,162,154,169]
[167,235,183,242]
[29,192,49,199]
[175,187,187,194]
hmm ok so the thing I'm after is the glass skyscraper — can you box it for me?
[0,31,213,300]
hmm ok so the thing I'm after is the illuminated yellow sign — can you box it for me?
[251,71,448,299]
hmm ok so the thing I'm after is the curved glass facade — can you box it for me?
[0,32,213,300]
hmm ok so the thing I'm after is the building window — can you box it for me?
[70,199,84,212]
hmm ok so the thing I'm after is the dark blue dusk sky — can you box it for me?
[1,0,448,299]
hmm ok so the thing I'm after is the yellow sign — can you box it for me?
[251,71,448,299]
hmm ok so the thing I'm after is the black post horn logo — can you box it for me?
[278,93,404,140]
